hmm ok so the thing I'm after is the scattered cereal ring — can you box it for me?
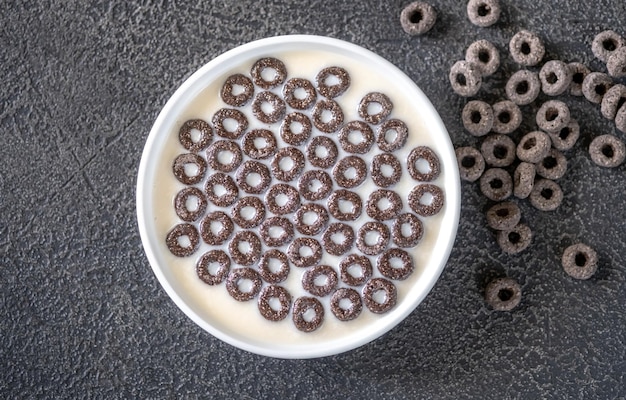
[456,146,486,182]
[242,129,278,160]
[548,119,579,152]
[465,39,500,76]
[377,248,415,280]
[400,1,437,35]
[312,99,344,133]
[480,134,516,167]
[407,146,441,181]
[616,103,626,133]
[292,297,324,332]
[562,243,599,280]
[287,237,323,268]
[294,203,329,236]
[226,268,262,302]
[270,146,305,182]
[480,168,512,201]
[607,46,626,78]
[505,69,541,106]
[356,221,390,256]
[449,60,482,97]
[485,277,521,311]
[338,120,375,154]
[529,179,563,211]
[322,223,356,256]
[265,183,301,215]
[166,223,199,257]
[228,231,262,266]
[536,149,568,180]
[258,285,292,321]
[568,62,590,97]
[491,100,522,135]
[589,134,626,168]
[370,153,402,188]
[462,100,494,136]
[496,223,532,254]
[516,130,551,164]
[513,162,536,199]
[206,140,242,172]
[179,119,213,153]
[339,254,373,286]
[172,153,207,185]
[298,170,333,201]
[259,216,295,247]
[258,249,290,284]
[509,30,545,67]
[196,250,231,286]
[212,108,248,139]
[205,173,239,207]
[220,74,254,107]
[236,160,272,195]
[174,187,207,222]
[200,211,234,246]
[539,60,573,96]
[316,66,351,98]
[282,78,317,109]
[280,112,312,146]
[600,84,626,120]
[591,30,625,63]
[302,265,338,297]
[327,189,363,222]
[366,189,403,220]
[486,201,521,231]
[358,92,393,125]
[536,100,570,133]
[466,0,500,27]
[252,91,286,124]
[362,278,397,314]
[408,184,444,217]
[333,156,367,188]
[377,119,409,151]
[330,288,363,321]
[582,72,614,104]
[306,135,339,169]
[250,57,287,89]
[392,213,424,248]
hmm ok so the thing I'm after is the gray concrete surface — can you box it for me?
[1,0,625,398]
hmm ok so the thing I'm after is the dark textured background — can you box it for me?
[2,0,625,398]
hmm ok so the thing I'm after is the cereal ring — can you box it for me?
[362,278,397,314]
[465,39,500,76]
[456,146,486,182]
[226,268,262,302]
[449,60,482,97]
[466,0,500,27]
[294,203,329,236]
[271,147,305,182]
[536,100,570,133]
[166,223,199,257]
[392,213,424,248]
[513,162,536,199]
[322,223,355,256]
[302,265,338,297]
[400,1,437,35]
[377,248,414,280]
[339,254,373,286]
[330,288,363,321]
[172,153,207,185]
[282,78,317,109]
[200,211,234,246]
[258,285,292,321]
[491,100,522,135]
[536,149,568,180]
[479,168,512,201]
[312,99,344,133]
[228,231,262,266]
[539,60,573,96]
[568,62,590,97]
[377,119,409,151]
[196,250,231,286]
[617,103,626,133]
[462,100,494,137]
[265,183,301,215]
[220,74,254,107]
[280,112,312,146]
[206,140,242,172]
[562,243,599,280]
[259,216,295,247]
[600,84,626,120]
[287,237,323,268]
[298,170,333,201]
[480,134,516,167]
[407,146,441,181]
[236,160,272,194]
[333,156,367,188]
[338,121,375,154]
[250,57,287,89]
[591,30,625,63]
[371,153,402,187]
[231,196,266,229]
[356,221,390,256]
[292,297,324,332]
[358,92,393,125]
[516,131,551,164]
[174,187,207,222]
[212,108,248,139]
[485,277,521,311]
[589,134,626,168]
[509,30,545,67]
[548,119,579,152]
[607,46,626,78]
[408,184,444,217]
[496,223,532,254]
[242,129,277,160]
[179,119,213,153]
[252,91,286,124]
[582,72,614,104]
[258,249,290,284]
[316,66,351,98]
[486,201,521,231]
[205,173,239,207]
[306,135,339,169]
[505,69,541,106]
[529,179,563,211]
[327,189,363,221]
[366,189,403,220]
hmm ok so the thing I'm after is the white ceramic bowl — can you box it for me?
[137,35,460,358]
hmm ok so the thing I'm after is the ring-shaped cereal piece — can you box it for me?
[330,288,363,321]
[548,119,579,152]
[536,149,568,180]
[206,140,243,172]
[400,1,437,35]
[292,297,324,332]
[242,129,277,160]
[283,78,317,109]
[258,285,292,321]
[333,156,367,188]
[509,30,545,67]
[265,183,301,215]
[236,160,272,195]
[591,30,625,63]
[479,168,512,201]
[366,189,403,221]
[302,265,338,297]
[258,249,290,284]
[280,112,312,146]
[322,222,355,256]
[327,189,363,221]
[505,69,541,106]
[491,100,522,135]
[271,147,306,182]
[465,39,500,76]
[306,136,339,169]
[377,248,415,280]
[561,243,599,280]
[205,173,239,207]
[600,84,626,121]
[589,134,626,168]
[356,221,390,256]
[513,162,536,199]
[484,277,522,311]
[166,223,199,257]
[607,46,626,78]
[212,108,248,139]
[449,60,482,97]
[316,66,351,98]
[338,121,375,154]
[529,179,563,212]
[358,92,393,125]
[568,62,590,97]
[516,131,551,164]
[408,184,444,217]
[371,153,402,188]
[496,223,532,254]
[228,231,262,266]
[259,216,295,247]
[461,100,494,137]
[582,72,614,104]
[362,278,397,314]
[486,201,522,231]
[179,119,213,153]
[200,211,234,246]
[456,146,486,182]
[220,73,254,107]
[466,0,500,27]
[172,153,207,185]
[293,203,329,236]
[312,99,344,133]
[392,213,424,248]
[287,237,323,268]
[480,134,517,167]
[377,119,409,152]
[339,254,373,286]
[196,250,231,286]
[226,268,263,302]
[174,187,207,222]
[539,60,573,97]
[252,91,286,124]
[250,57,287,89]
[536,100,570,133]
[231,196,266,229]
[298,170,333,201]
[407,146,441,181]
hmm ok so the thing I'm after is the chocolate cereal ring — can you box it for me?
[228,231,262,266]
[362,278,397,314]
[529,179,563,211]
[265,183,301,215]
[322,223,355,256]
[536,100,570,133]
[562,243,598,280]
[358,92,393,125]
[600,84,626,120]
[259,216,295,247]
[280,112,312,146]
[536,149,567,180]
[287,237,323,268]
[220,73,254,107]
[497,223,532,254]
[250,57,287,89]
[339,254,373,286]
[294,203,329,236]
[327,189,363,221]
[377,248,414,280]
[306,136,339,169]
[466,0,500,27]
[509,30,545,67]
[486,201,521,231]
[258,285,292,321]
[338,121,375,154]
[377,119,409,151]
[505,69,541,106]
[298,170,333,201]
[513,162,536,199]
[582,72,614,104]
[316,66,351,98]
[516,131,551,164]
[356,221,390,256]
[400,1,438,35]
[407,146,441,182]
[392,213,424,248]
[236,160,272,194]
[282,78,317,109]
[466,39,500,76]
[231,196,266,229]
[333,156,367,188]
[591,30,625,63]
[226,268,262,302]
[462,100,494,137]
[206,140,242,172]
[449,60,482,97]
[166,223,199,257]
[330,288,363,321]
[252,91,286,124]
[292,297,324,332]
[179,119,213,153]
[212,108,248,139]
[271,147,305,182]
[205,173,239,207]
[480,134,516,167]
[366,189,403,220]
[200,211,234,246]
[589,134,626,168]
[242,129,277,160]
[479,168,512,201]
[172,153,207,185]
[539,60,573,96]
[568,62,590,97]
[408,184,444,217]
[258,250,290,284]
[302,265,338,297]
[456,146,486,182]
[548,119,579,152]
[617,103,626,133]
[491,100,522,135]
[607,46,626,78]
[174,187,207,222]
[312,99,344,133]
[196,250,230,286]
[371,153,402,187]
[485,277,521,311]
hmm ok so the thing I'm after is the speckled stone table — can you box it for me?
[2,1,625,398]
